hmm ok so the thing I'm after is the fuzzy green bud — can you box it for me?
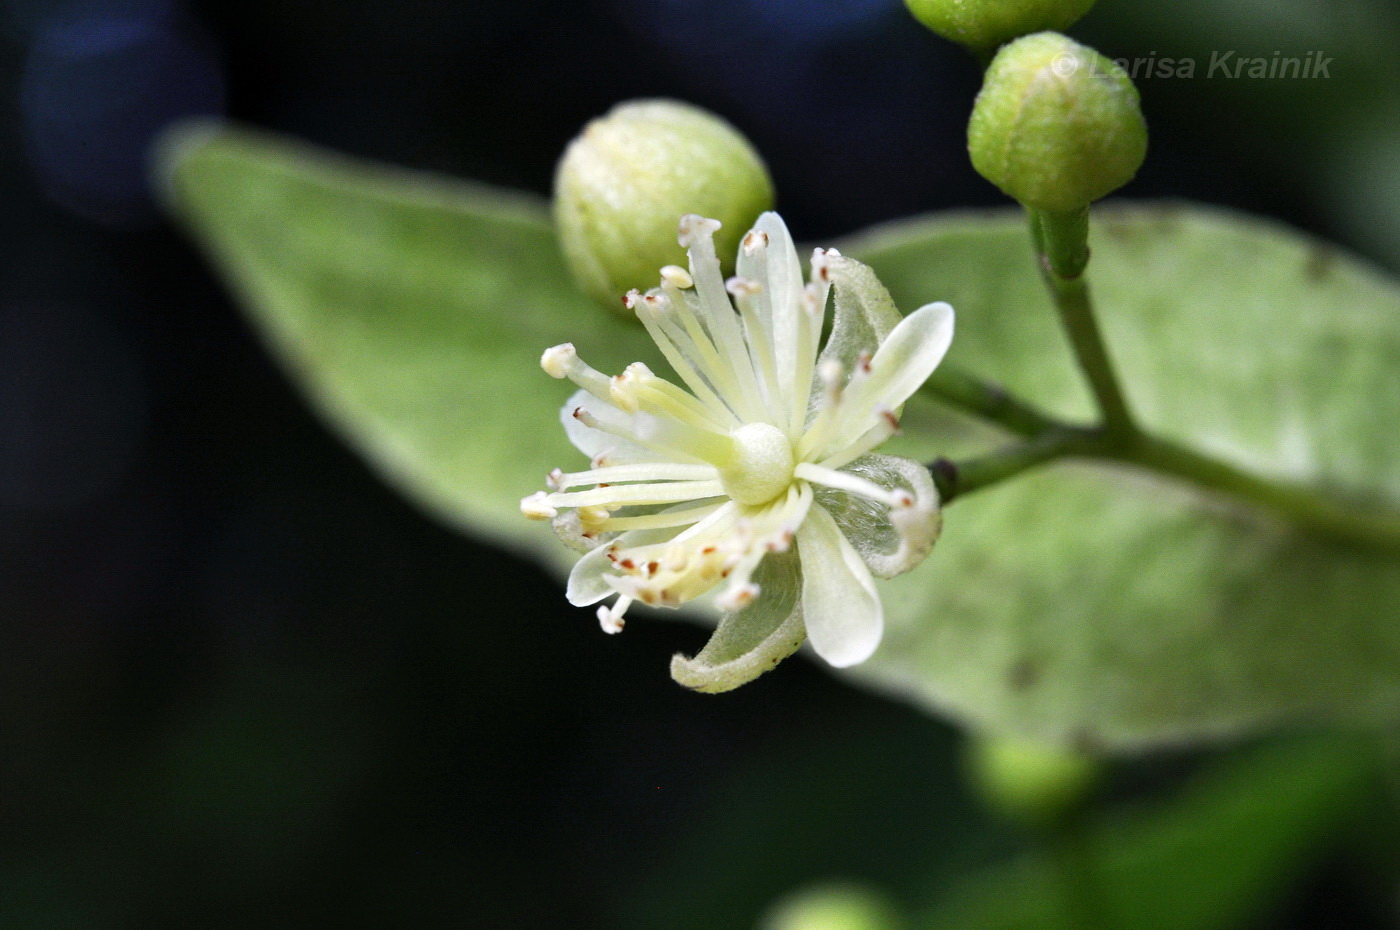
[554,99,775,311]
[965,735,1101,828]
[905,0,1096,52]
[968,32,1147,213]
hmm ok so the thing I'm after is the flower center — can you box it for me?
[720,422,796,506]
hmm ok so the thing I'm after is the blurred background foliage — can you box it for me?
[1,0,1398,926]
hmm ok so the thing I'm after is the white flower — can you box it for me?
[522,212,954,691]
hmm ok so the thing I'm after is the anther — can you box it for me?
[742,229,768,255]
[540,344,576,378]
[546,468,565,490]
[520,491,557,520]
[660,265,693,289]
[597,601,628,634]
[678,214,721,248]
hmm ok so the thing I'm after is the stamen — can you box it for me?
[572,403,726,465]
[543,479,725,511]
[632,296,736,418]
[595,501,725,533]
[815,407,900,471]
[541,343,612,400]
[678,214,722,248]
[520,491,557,520]
[577,505,610,528]
[647,291,750,416]
[794,462,902,508]
[597,597,632,634]
[676,216,769,423]
[610,361,735,430]
[551,462,717,490]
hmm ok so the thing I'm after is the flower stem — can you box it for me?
[1044,817,1115,930]
[1121,433,1400,553]
[922,365,1064,438]
[932,428,1094,504]
[1030,208,1137,437]
[924,404,1400,552]
[921,205,1400,550]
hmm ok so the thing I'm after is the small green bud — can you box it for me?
[965,735,1102,828]
[904,0,1096,53]
[762,883,905,930]
[968,32,1148,213]
[554,99,775,311]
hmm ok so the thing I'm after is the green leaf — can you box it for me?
[160,124,1400,751]
[844,204,1400,750]
[156,121,655,572]
[917,737,1376,930]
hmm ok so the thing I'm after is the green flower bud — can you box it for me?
[554,99,775,311]
[968,33,1148,213]
[904,0,1096,52]
[762,884,905,930]
[964,735,1102,828]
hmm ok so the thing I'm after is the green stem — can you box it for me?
[1031,208,1137,437]
[932,428,1094,505]
[924,405,1400,552]
[923,208,1400,550]
[1044,817,1114,930]
[923,365,1065,438]
[1123,433,1400,553]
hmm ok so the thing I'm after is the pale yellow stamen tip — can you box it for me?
[520,491,556,520]
[540,343,575,378]
[660,265,693,289]
[678,214,722,248]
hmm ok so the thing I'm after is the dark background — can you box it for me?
[2,0,1397,926]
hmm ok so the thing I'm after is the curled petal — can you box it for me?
[812,453,942,579]
[797,504,882,667]
[670,549,805,692]
[815,254,903,396]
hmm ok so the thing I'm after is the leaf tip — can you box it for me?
[148,117,228,213]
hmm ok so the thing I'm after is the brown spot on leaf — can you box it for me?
[1009,659,1039,691]
[1305,245,1336,282]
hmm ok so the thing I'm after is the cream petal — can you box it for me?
[824,301,954,454]
[564,523,679,606]
[815,253,904,389]
[560,389,653,465]
[797,504,883,667]
[565,537,621,606]
[669,549,805,693]
[810,453,942,579]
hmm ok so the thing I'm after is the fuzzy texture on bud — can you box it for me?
[905,0,1096,51]
[968,32,1147,213]
[554,100,774,311]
